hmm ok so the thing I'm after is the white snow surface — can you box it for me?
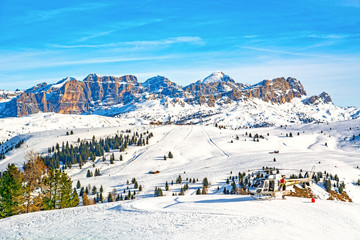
[0,114,360,239]
[201,71,231,84]
[94,97,360,127]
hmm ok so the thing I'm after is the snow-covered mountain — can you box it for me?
[0,72,358,127]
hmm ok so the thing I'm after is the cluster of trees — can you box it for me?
[224,172,248,195]
[86,168,101,178]
[0,139,25,160]
[42,131,154,169]
[315,171,346,194]
[0,152,79,219]
[163,151,174,160]
[215,123,227,130]
[154,187,163,197]
[196,177,210,195]
[66,130,74,136]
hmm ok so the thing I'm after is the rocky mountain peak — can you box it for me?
[304,92,332,105]
[202,71,234,84]
[143,76,182,96]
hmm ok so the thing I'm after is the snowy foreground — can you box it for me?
[0,195,359,240]
[0,113,359,239]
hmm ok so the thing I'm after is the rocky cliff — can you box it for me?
[0,72,327,118]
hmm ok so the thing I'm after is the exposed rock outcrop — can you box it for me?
[0,72,327,118]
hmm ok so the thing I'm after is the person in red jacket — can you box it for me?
[280,176,286,191]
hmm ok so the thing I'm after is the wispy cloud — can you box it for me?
[0,53,184,71]
[23,3,110,23]
[50,36,204,49]
[77,18,164,42]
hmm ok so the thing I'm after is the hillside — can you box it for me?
[0,114,360,239]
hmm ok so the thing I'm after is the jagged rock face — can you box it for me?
[83,74,141,106]
[47,80,87,114]
[304,92,332,105]
[0,72,324,118]
[241,77,307,104]
[143,76,182,96]
[14,92,41,116]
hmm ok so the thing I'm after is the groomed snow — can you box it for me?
[0,114,359,239]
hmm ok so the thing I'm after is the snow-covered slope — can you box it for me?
[0,195,359,240]
[201,71,234,84]
[0,117,360,239]
[0,112,132,142]
[93,97,360,127]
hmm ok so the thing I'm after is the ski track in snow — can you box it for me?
[0,114,359,239]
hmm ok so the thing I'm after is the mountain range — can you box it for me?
[0,71,358,126]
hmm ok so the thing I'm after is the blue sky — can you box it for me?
[0,0,359,106]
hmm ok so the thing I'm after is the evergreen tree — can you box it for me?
[100,185,104,193]
[108,192,113,202]
[231,181,237,193]
[325,179,332,192]
[0,164,24,217]
[100,192,104,202]
[168,152,173,159]
[110,153,115,164]
[76,180,81,189]
[92,186,97,195]
[139,185,142,192]
[202,177,209,187]
[43,169,78,210]
[196,188,201,195]
[134,181,138,189]
[120,155,123,161]
[165,181,169,191]
[176,175,182,184]
[164,155,167,160]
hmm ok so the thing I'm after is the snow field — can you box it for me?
[0,114,359,239]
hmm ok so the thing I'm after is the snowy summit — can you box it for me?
[201,71,234,84]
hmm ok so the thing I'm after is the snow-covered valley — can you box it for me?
[0,113,359,239]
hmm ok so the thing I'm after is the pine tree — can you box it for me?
[165,181,169,191]
[100,192,104,202]
[202,177,209,187]
[176,175,182,184]
[108,192,113,202]
[168,152,173,159]
[100,185,104,193]
[120,154,123,161]
[164,155,167,160]
[92,186,97,195]
[76,180,81,189]
[231,181,237,193]
[43,169,78,210]
[139,185,142,192]
[196,188,201,195]
[0,164,24,217]
[201,187,207,194]
[134,181,138,189]
[110,153,115,164]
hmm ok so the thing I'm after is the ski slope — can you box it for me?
[0,114,359,239]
